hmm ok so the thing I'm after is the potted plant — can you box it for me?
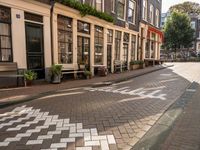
[49,64,63,84]
[84,70,92,79]
[79,61,85,70]
[130,60,144,70]
[98,66,108,76]
[24,70,37,86]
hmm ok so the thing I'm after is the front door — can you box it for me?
[25,23,45,79]
[107,45,112,73]
[77,36,90,70]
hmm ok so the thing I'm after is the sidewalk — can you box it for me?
[160,83,200,150]
[0,64,168,107]
[132,82,200,150]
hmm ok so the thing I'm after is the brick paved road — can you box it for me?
[1,63,200,150]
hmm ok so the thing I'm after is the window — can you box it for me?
[150,4,154,24]
[107,29,113,44]
[198,31,200,39]
[131,35,136,60]
[198,43,200,50]
[142,0,147,21]
[25,12,43,23]
[94,26,103,65]
[78,21,90,34]
[117,0,125,19]
[128,0,136,24]
[191,21,195,29]
[115,31,121,60]
[111,0,115,12]
[155,9,159,27]
[76,0,85,3]
[123,33,129,43]
[151,33,156,58]
[57,15,73,64]
[0,5,12,62]
[95,0,103,12]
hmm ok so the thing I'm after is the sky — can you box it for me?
[162,0,200,13]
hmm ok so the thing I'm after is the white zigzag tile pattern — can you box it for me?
[0,105,116,150]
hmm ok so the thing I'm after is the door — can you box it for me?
[25,23,45,79]
[107,45,112,73]
[77,36,90,70]
[123,44,128,70]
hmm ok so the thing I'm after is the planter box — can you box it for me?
[130,64,143,70]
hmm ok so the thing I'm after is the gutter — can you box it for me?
[50,0,55,65]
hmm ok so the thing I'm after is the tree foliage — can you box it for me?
[163,11,195,55]
[169,1,200,14]
[55,0,114,22]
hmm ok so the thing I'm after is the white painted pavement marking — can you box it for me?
[84,86,167,100]
[0,106,116,150]
[37,92,84,100]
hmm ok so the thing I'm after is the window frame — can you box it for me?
[0,5,13,62]
[115,31,122,60]
[128,0,136,24]
[57,15,73,64]
[142,0,147,21]
[155,9,160,28]
[111,0,115,13]
[150,4,154,25]
[94,25,104,65]
[131,35,136,61]
[117,0,126,20]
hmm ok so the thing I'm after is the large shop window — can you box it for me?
[94,26,103,65]
[107,29,113,44]
[115,31,121,60]
[57,15,73,64]
[131,35,136,60]
[151,33,156,58]
[117,0,125,19]
[78,21,90,34]
[128,0,136,24]
[0,5,12,62]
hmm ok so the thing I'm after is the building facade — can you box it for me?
[190,14,200,55]
[0,0,162,83]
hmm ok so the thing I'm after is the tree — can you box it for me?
[169,1,200,14]
[163,11,195,59]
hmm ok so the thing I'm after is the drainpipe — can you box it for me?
[50,0,55,65]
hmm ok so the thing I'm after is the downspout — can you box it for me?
[50,0,55,65]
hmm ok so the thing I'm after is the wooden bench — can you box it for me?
[61,64,85,79]
[0,63,25,87]
[114,60,127,72]
[114,60,122,73]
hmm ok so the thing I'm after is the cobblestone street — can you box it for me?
[0,63,200,150]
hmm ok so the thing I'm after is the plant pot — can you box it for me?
[26,80,33,86]
[86,75,90,80]
[51,74,61,84]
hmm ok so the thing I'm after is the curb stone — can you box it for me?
[0,65,172,108]
[131,82,198,150]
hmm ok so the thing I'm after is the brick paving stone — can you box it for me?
[1,63,199,150]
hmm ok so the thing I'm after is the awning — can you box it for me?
[148,26,164,42]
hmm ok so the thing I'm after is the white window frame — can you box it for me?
[94,0,104,12]
[111,0,115,13]
[150,4,154,25]
[117,0,126,21]
[142,0,147,21]
[128,0,136,24]
[155,9,159,27]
